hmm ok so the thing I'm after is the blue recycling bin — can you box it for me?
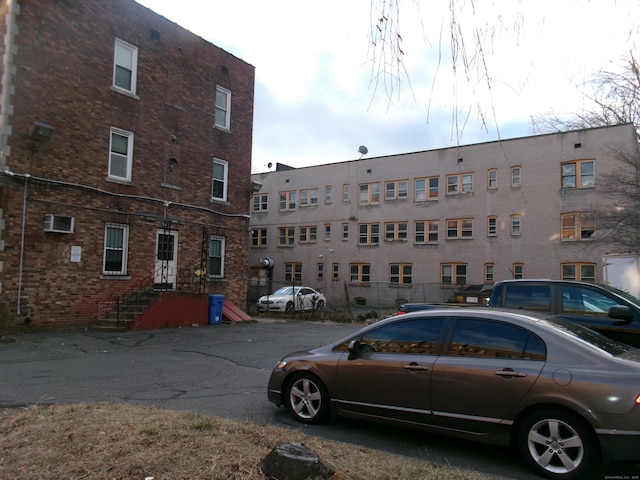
[208,294,225,325]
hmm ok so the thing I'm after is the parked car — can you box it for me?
[488,279,640,347]
[256,286,325,313]
[267,308,640,480]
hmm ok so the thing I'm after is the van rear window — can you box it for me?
[505,285,551,311]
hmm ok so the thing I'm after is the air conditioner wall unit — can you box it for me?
[43,214,74,233]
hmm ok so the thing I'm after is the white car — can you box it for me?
[257,286,326,313]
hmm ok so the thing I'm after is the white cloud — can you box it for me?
[136,0,638,170]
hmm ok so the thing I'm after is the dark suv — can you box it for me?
[488,279,640,347]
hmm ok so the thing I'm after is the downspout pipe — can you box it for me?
[16,173,29,315]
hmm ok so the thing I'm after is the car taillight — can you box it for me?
[397,311,406,315]
[636,393,640,404]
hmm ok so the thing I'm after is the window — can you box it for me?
[513,263,524,279]
[447,173,473,194]
[209,235,225,278]
[511,166,521,187]
[359,182,381,205]
[488,169,497,189]
[488,216,497,236]
[350,263,371,283]
[511,214,522,236]
[561,212,595,240]
[385,180,408,200]
[390,263,412,285]
[562,263,596,282]
[285,263,302,282]
[562,160,595,188]
[103,223,129,275]
[279,191,297,211]
[113,38,137,94]
[385,222,408,241]
[342,223,349,240]
[215,86,231,130]
[251,228,267,247]
[300,188,319,207]
[324,224,331,241]
[325,186,332,203]
[504,283,549,310]
[317,262,324,279]
[332,263,339,280]
[108,127,134,181]
[298,226,317,243]
[356,317,446,355]
[277,227,295,246]
[448,318,545,360]
[446,218,473,239]
[212,158,228,201]
[342,184,350,202]
[485,263,495,283]
[441,263,467,286]
[416,220,439,244]
[561,284,616,316]
[359,223,380,245]
[252,194,268,212]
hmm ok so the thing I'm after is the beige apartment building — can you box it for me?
[249,124,639,310]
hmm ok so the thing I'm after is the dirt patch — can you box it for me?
[0,403,500,480]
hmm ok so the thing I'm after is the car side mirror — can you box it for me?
[609,305,634,325]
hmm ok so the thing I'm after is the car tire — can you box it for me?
[285,372,330,425]
[315,300,325,311]
[285,302,295,313]
[517,408,599,480]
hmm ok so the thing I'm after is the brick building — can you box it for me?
[249,124,640,310]
[0,0,255,329]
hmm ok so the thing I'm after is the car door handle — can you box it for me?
[494,369,526,378]
[404,363,429,371]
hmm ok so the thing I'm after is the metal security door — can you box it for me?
[155,229,178,290]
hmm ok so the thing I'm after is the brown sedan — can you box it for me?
[267,308,640,480]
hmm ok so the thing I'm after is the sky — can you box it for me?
[135,0,639,172]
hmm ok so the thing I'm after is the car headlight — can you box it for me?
[275,361,287,369]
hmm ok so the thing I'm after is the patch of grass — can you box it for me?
[0,403,503,480]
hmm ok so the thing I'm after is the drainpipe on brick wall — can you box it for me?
[16,173,29,316]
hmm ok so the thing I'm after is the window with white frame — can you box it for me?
[385,180,408,200]
[359,223,380,245]
[385,222,408,241]
[513,263,524,279]
[285,263,302,282]
[103,223,129,275]
[511,214,522,236]
[485,263,494,283]
[215,86,231,130]
[251,228,267,247]
[113,38,137,94]
[447,173,473,194]
[416,220,439,243]
[332,263,339,280]
[561,212,596,240]
[441,263,467,286]
[562,160,595,188]
[298,225,317,243]
[359,182,381,205]
[562,263,596,282]
[488,216,497,236]
[488,169,497,189]
[317,262,324,279]
[342,184,350,202]
[511,166,522,187]
[108,127,134,181]
[324,223,331,241]
[279,191,297,211]
[209,235,225,278]
[278,227,295,246]
[350,263,371,283]
[325,186,332,203]
[446,218,473,239]
[300,188,319,207]
[212,158,228,201]
[342,223,349,240]
[252,194,268,212]
[390,263,412,285]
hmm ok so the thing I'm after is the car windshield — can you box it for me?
[271,287,297,296]
[548,316,630,355]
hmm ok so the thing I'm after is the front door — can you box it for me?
[155,229,178,290]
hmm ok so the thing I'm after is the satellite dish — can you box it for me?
[267,162,273,169]
[358,145,368,155]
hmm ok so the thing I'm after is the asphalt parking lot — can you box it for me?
[1,318,638,479]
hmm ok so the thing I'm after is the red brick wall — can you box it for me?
[0,0,254,329]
